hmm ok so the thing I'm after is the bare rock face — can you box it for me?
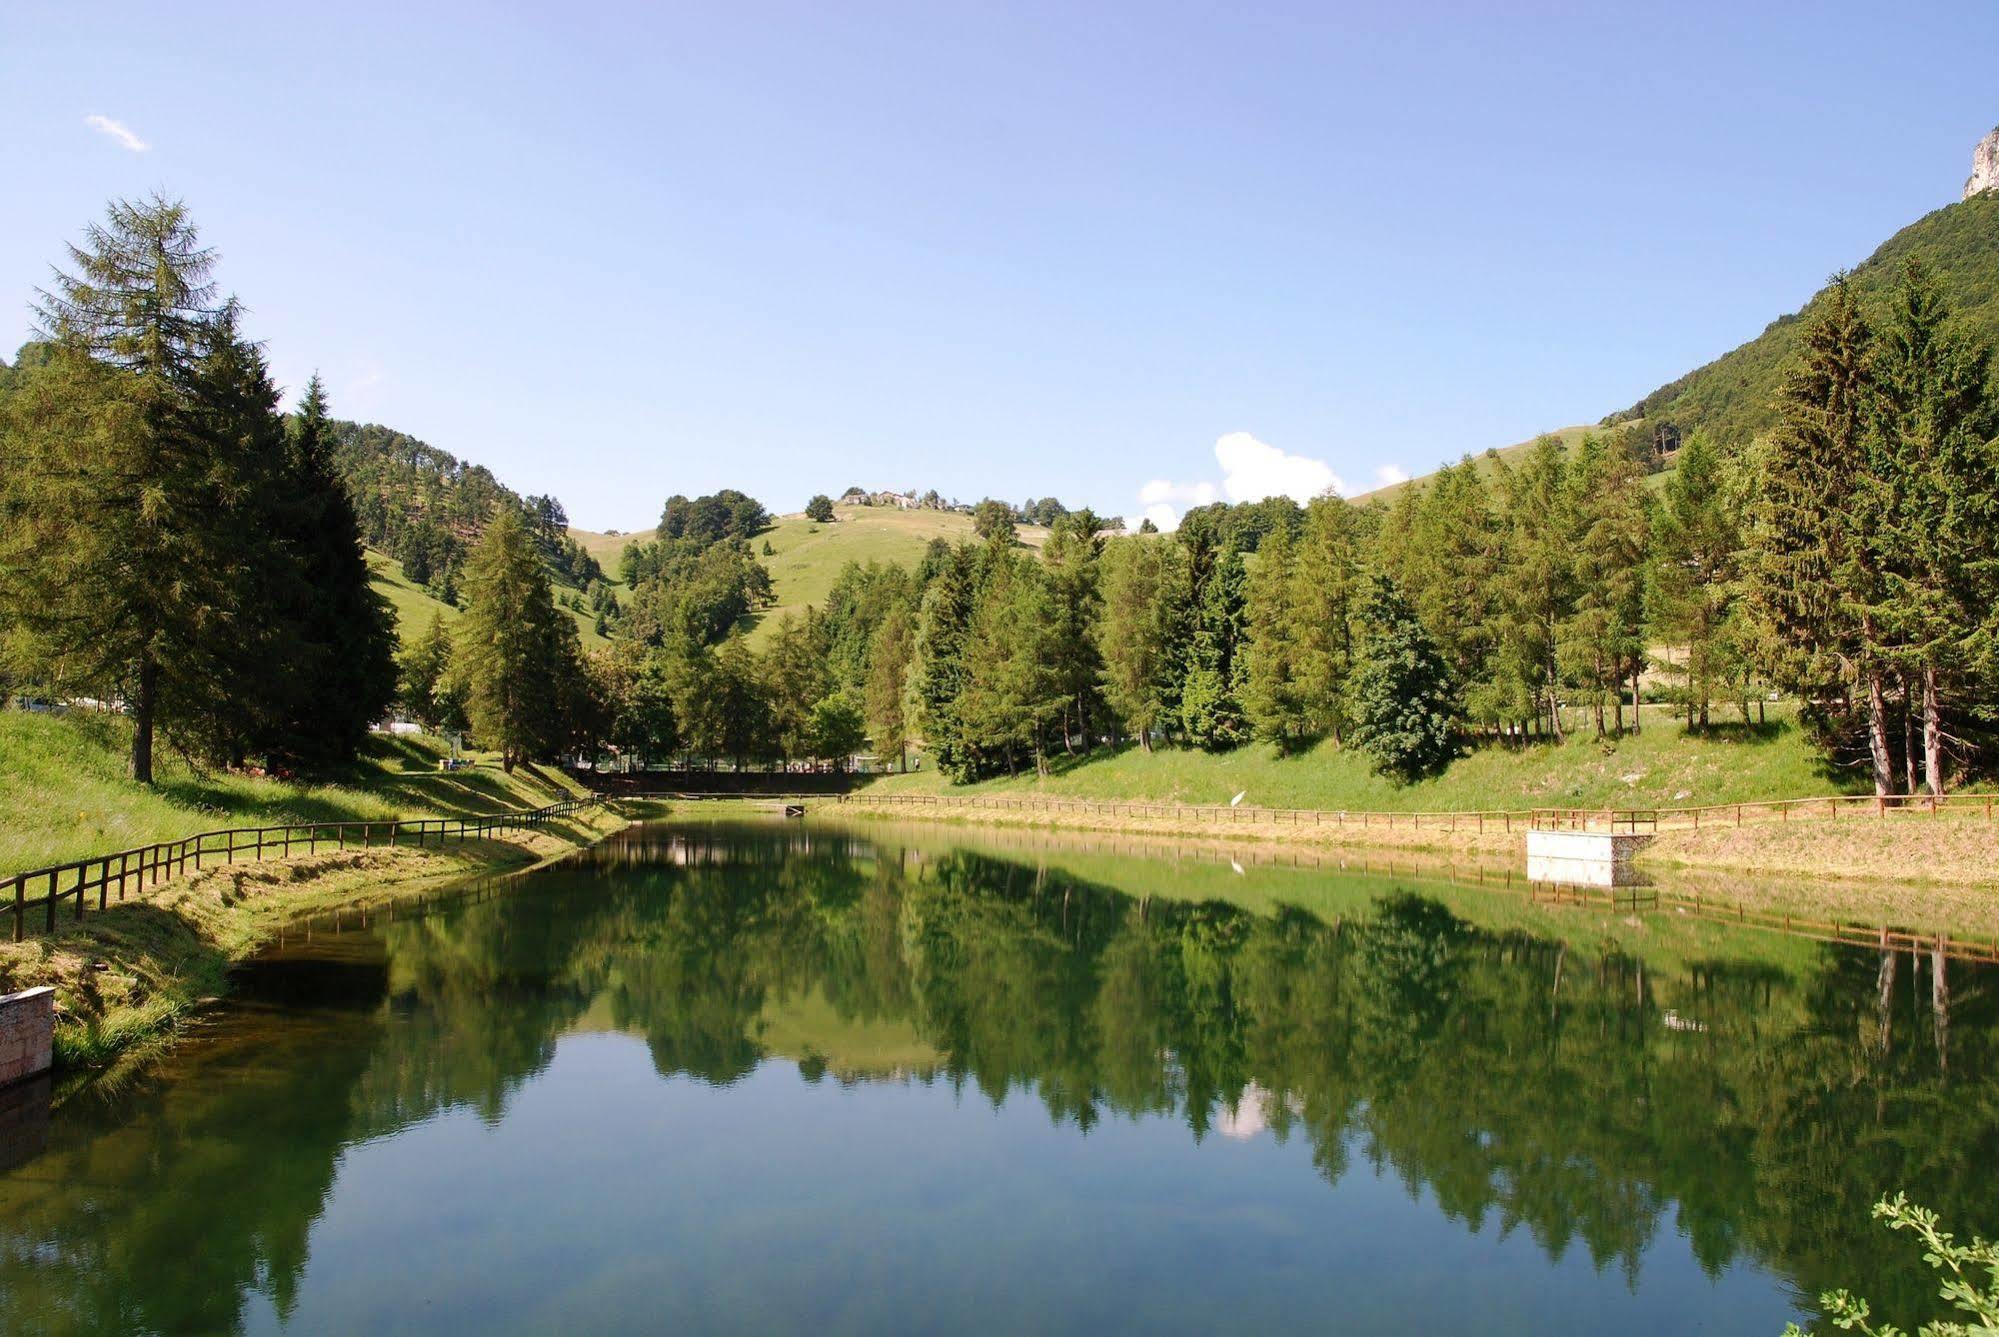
[1967,126,1999,199]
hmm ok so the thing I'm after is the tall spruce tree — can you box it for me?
[456,506,579,771]
[1867,259,1999,793]
[957,549,1061,775]
[3,196,230,782]
[1494,438,1576,738]
[1040,516,1105,754]
[1747,277,1895,794]
[1179,546,1249,750]
[274,374,397,765]
[913,543,980,780]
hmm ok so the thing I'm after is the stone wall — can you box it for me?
[0,987,55,1087]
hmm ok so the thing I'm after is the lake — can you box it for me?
[0,817,1990,1334]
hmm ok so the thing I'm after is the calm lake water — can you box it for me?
[1,818,1991,1334]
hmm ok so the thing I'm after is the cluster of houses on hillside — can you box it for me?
[837,487,966,513]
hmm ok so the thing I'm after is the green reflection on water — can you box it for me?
[0,818,1991,1335]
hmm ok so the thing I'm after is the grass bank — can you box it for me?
[0,802,631,1075]
[0,709,589,873]
[862,707,1844,813]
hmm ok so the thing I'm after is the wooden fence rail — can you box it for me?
[833,789,1999,837]
[5,796,603,943]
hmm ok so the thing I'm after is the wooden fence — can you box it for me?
[5,796,603,943]
[836,789,1999,836]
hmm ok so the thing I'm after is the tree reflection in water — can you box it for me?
[0,820,1990,1334]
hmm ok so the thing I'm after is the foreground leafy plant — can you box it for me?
[1784,1194,1999,1336]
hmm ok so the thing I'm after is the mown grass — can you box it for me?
[741,504,1048,644]
[865,704,1850,813]
[365,548,608,649]
[0,709,590,874]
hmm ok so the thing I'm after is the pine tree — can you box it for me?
[1348,575,1458,781]
[456,506,579,771]
[3,196,229,782]
[864,607,914,770]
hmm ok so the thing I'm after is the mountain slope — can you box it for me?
[1610,193,1999,445]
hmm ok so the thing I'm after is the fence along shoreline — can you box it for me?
[6,796,603,942]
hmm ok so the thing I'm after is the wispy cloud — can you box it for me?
[1372,464,1410,488]
[1136,432,1345,531]
[83,114,149,152]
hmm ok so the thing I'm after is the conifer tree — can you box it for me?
[399,612,465,732]
[1649,432,1743,728]
[1867,259,1999,793]
[1041,517,1105,753]
[1242,520,1312,749]
[1348,574,1458,781]
[1747,277,1894,793]
[1560,433,1651,736]
[1494,438,1576,738]
[957,549,1061,775]
[1179,546,1249,750]
[2,196,230,782]
[457,506,579,771]
[864,607,914,770]
[274,374,398,764]
[1291,495,1364,741]
[914,544,980,780]
[1095,536,1183,751]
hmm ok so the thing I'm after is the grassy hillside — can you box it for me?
[1614,193,1999,446]
[1348,424,1605,506]
[573,506,1049,645]
[0,708,589,873]
[746,505,1047,640]
[567,525,655,571]
[366,548,609,650]
[865,705,1851,813]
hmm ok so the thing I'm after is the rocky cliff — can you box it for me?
[1966,125,1999,199]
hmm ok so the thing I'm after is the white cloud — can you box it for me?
[1135,432,1344,531]
[1372,464,1410,489]
[83,114,149,152]
[1215,431,1345,503]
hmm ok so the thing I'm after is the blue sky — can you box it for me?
[4,2,1996,530]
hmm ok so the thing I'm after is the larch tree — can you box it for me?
[457,505,579,771]
[1178,546,1249,750]
[1242,519,1312,749]
[1560,433,1651,736]
[1648,432,1743,729]
[4,195,230,782]
[1291,495,1364,742]
[864,606,915,770]
[1095,535,1183,751]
